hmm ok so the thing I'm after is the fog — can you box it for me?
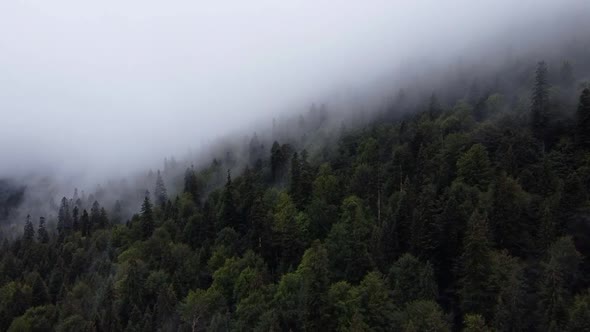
[0,1,589,185]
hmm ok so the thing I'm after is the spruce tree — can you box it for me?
[218,170,238,231]
[81,209,90,237]
[37,217,49,244]
[576,88,590,148]
[141,191,154,239]
[23,214,35,242]
[90,201,101,230]
[459,210,494,318]
[154,170,168,207]
[58,197,72,231]
[289,152,302,207]
[531,61,550,142]
[72,206,80,232]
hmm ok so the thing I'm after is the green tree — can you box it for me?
[388,253,438,305]
[531,61,550,142]
[456,144,492,190]
[141,191,154,239]
[154,169,168,207]
[23,215,35,243]
[326,196,374,282]
[37,217,49,244]
[539,236,581,329]
[576,89,590,149]
[459,210,494,318]
[297,240,330,331]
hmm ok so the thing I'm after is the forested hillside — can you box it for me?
[3,57,590,332]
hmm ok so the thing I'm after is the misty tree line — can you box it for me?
[2,55,590,332]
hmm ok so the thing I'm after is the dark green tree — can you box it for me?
[37,217,49,244]
[141,191,154,239]
[531,61,550,142]
[154,170,168,207]
[23,214,35,243]
[576,88,590,149]
[459,210,494,318]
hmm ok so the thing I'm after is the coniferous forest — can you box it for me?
[3,26,590,332]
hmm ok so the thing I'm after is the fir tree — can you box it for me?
[81,209,91,237]
[154,170,168,207]
[576,88,590,148]
[141,191,154,239]
[23,214,35,242]
[37,216,49,244]
[531,61,550,142]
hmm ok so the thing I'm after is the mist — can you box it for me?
[1,0,590,226]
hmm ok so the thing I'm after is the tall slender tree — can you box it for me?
[154,170,168,207]
[37,216,49,243]
[141,190,154,239]
[531,61,550,142]
[23,214,35,242]
[576,88,590,148]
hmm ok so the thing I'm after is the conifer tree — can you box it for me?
[81,209,90,236]
[23,214,35,242]
[218,169,238,231]
[531,61,550,142]
[37,216,49,244]
[72,206,80,232]
[154,170,168,207]
[576,88,590,148]
[459,210,494,318]
[58,197,72,231]
[141,191,154,239]
[90,200,101,230]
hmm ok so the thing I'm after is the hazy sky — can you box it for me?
[1,0,588,179]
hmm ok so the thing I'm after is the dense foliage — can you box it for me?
[2,60,590,331]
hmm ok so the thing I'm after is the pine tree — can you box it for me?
[81,209,90,237]
[23,214,35,242]
[531,61,550,142]
[184,166,200,204]
[459,210,494,318]
[576,88,590,148]
[297,240,330,331]
[539,236,581,329]
[141,191,154,239]
[58,197,72,231]
[90,201,101,230]
[72,206,80,232]
[289,152,302,207]
[154,170,168,207]
[37,217,49,243]
[218,170,238,231]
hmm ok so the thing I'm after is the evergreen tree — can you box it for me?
[218,169,239,232]
[539,236,581,329]
[531,61,550,142]
[90,200,101,230]
[576,88,590,149]
[37,217,49,244]
[183,166,201,204]
[456,144,492,190]
[459,210,494,319]
[289,152,302,207]
[72,206,80,232]
[58,197,72,231]
[154,170,168,207]
[297,240,330,331]
[23,214,35,242]
[81,209,91,236]
[141,191,154,239]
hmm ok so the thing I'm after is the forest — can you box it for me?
[3,49,590,331]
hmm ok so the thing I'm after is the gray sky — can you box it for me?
[1,0,587,180]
